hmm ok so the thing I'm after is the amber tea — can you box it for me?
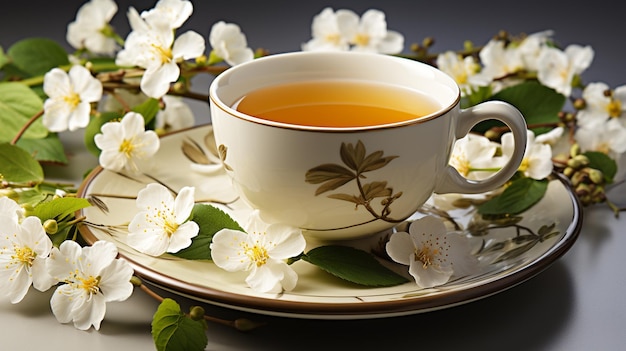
[234,80,441,127]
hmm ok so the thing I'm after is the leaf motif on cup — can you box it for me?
[218,144,233,171]
[305,140,404,226]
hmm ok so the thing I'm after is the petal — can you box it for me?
[98,258,134,302]
[174,186,195,223]
[172,31,206,60]
[72,292,106,330]
[385,231,414,266]
[335,9,359,39]
[43,99,72,132]
[50,285,80,324]
[264,224,306,260]
[120,112,147,137]
[210,229,250,272]
[136,183,173,209]
[166,221,199,253]
[43,68,72,98]
[376,31,404,54]
[141,62,180,98]
[245,263,285,293]
[31,257,56,292]
[69,65,102,102]
[126,227,170,256]
[47,241,82,281]
[82,241,118,275]
[408,259,453,289]
[67,101,91,131]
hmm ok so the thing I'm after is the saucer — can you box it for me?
[77,124,582,319]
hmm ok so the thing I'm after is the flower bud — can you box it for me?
[573,98,586,110]
[575,183,591,197]
[567,154,589,169]
[189,306,205,321]
[569,144,581,158]
[563,167,575,177]
[588,168,605,184]
[43,219,58,234]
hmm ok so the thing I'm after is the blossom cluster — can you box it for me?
[40,0,255,174]
[0,197,133,330]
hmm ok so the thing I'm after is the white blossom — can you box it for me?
[517,30,554,71]
[46,240,134,331]
[577,82,626,128]
[537,44,594,97]
[116,9,205,98]
[575,118,626,158]
[0,215,55,303]
[43,65,103,132]
[386,216,476,289]
[336,9,403,54]
[436,51,492,96]
[209,21,254,66]
[301,7,349,51]
[127,183,199,256]
[302,8,403,54]
[501,130,554,180]
[479,39,524,79]
[93,112,160,174]
[449,133,501,180]
[66,0,118,55]
[210,210,306,293]
[155,95,195,132]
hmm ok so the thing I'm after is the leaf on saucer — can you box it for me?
[152,298,208,351]
[303,245,409,287]
[172,204,243,260]
[477,177,549,215]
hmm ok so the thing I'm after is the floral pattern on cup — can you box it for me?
[304,140,404,230]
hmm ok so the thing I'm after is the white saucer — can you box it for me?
[77,124,582,319]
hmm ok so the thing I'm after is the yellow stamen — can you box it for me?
[79,275,101,295]
[153,44,173,64]
[244,242,269,267]
[119,139,135,158]
[607,99,622,118]
[354,33,370,47]
[63,92,81,109]
[12,246,35,266]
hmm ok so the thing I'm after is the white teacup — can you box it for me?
[209,51,527,240]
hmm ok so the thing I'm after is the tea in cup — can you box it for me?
[209,51,527,240]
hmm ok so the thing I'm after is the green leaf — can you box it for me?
[31,197,91,222]
[0,82,46,142]
[584,151,617,183]
[152,298,208,351]
[172,204,244,260]
[16,133,68,164]
[0,143,44,184]
[7,38,69,77]
[473,81,566,135]
[133,98,160,127]
[84,111,122,156]
[303,245,409,287]
[477,177,549,215]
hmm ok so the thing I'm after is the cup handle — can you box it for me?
[435,101,528,194]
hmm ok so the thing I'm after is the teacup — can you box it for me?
[209,51,527,241]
